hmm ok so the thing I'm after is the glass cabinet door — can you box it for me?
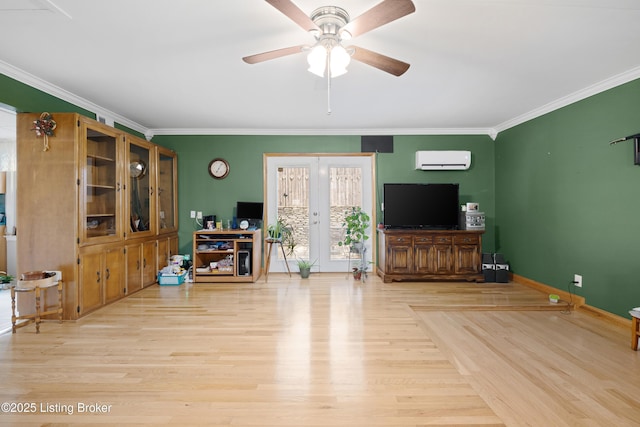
[80,122,122,244]
[157,147,177,234]
[127,136,155,238]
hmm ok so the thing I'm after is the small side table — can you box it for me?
[11,278,63,334]
[264,238,291,282]
[630,310,640,351]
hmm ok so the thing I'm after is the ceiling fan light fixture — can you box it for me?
[329,44,350,77]
[307,44,328,77]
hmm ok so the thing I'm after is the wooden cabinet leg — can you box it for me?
[57,282,63,322]
[35,287,41,334]
[11,286,16,333]
[632,317,639,351]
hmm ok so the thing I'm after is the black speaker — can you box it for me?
[482,253,495,282]
[237,250,251,276]
[361,135,394,153]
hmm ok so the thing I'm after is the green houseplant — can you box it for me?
[338,207,371,252]
[338,207,371,280]
[267,218,296,256]
[296,259,317,279]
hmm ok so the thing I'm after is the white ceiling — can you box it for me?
[1,0,640,138]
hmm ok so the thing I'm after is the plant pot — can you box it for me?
[299,267,311,279]
[352,268,362,280]
[350,241,364,254]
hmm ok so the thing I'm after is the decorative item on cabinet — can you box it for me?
[30,112,57,151]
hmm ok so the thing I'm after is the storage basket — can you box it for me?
[158,271,187,286]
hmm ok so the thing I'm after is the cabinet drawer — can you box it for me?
[454,235,479,245]
[387,235,413,245]
[414,235,433,244]
[433,235,452,245]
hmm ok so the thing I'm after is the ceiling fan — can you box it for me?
[242,0,416,78]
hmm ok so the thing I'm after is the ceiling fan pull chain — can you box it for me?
[327,52,332,115]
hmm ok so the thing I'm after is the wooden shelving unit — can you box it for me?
[192,229,262,283]
[16,113,179,319]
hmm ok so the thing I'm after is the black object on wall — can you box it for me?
[608,132,640,165]
[361,136,393,153]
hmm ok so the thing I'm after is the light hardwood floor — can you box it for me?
[0,274,638,426]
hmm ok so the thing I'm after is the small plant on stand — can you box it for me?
[267,218,296,256]
[0,271,14,290]
[338,207,371,281]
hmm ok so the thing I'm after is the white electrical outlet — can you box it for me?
[197,211,203,219]
[574,274,583,288]
[190,210,196,218]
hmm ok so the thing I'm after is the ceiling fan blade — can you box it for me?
[350,46,410,76]
[242,45,306,64]
[341,0,415,39]
[266,0,320,33]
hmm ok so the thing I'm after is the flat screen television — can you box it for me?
[236,201,264,221]
[383,183,459,229]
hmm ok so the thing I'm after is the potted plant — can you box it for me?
[296,259,316,279]
[338,207,371,280]
[267,218,285,241]
[267,218,296,256]
[0,271,14,290]
[338,206,371,253]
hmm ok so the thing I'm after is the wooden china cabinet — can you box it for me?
[16,113,178,319]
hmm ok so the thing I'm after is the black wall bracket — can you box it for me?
[609,133,640,165]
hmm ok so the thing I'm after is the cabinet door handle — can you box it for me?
[150,186,154,196]
[106,268,110,280]
[143,259,147,268]
[96,271,100,283]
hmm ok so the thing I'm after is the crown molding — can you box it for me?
[0,60,148,135]
[4,58,637,140]
[494,66,640,135]
[149,127,498,139]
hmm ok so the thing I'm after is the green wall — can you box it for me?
[152,134,496,256]
[495,78,640,318]
[0,74,145,138]
[10,66,638,318]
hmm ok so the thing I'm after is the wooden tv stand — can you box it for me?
[376,228,484,283]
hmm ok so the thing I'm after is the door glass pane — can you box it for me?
[330,167,362,261]
[277,166,309,260]
[158,152,175,231]
[129,143,151,233]
[85,128,117,238]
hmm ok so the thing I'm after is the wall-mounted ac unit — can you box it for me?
[415,150,471,170]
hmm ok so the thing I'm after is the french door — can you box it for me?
[265,155,374,273]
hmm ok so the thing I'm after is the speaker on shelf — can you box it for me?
[237,250,251,276]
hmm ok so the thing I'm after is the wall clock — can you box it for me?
[208,158,230,179]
